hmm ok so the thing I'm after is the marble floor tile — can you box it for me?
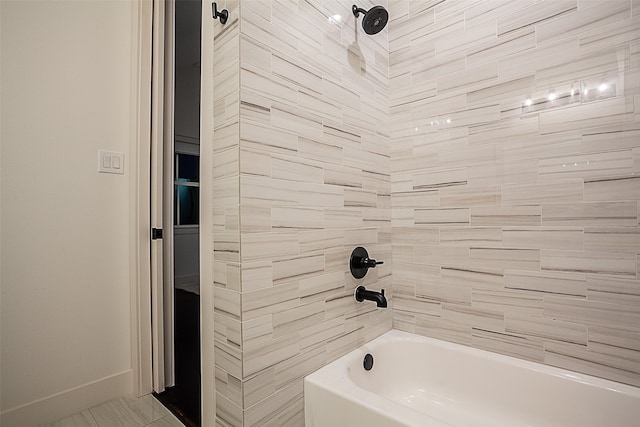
[41,410,99,427]
[41,395,184,427]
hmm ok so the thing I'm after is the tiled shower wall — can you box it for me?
[389,0,640,387]
[213,1,392,426]
[213,0,640,425]
[212,0,242,424]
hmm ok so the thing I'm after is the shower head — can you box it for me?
[352,4,388,35]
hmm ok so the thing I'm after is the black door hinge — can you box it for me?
[152,228,163,240]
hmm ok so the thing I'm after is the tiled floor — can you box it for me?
[40,395,185,427]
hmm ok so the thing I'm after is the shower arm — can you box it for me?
[352,5,368,17]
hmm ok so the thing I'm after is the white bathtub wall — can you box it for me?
[389,0,640,387]
[212,1,392,425]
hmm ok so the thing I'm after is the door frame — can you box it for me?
[130,0,214,423]
[130,0,153,399]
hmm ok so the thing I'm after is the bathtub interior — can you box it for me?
[306,330,640,427]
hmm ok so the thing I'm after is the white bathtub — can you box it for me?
[304,329,640,427]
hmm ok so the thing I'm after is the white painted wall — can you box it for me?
[1,0,136,423]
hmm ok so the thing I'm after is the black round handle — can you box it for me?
[350,247,383,279]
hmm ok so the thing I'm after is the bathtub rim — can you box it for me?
[304,328,640,427]
[343,329,640,395]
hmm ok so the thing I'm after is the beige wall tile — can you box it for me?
[499,37,580,79]
[271,206,324,231]
[586,275,640,305]
[414,208,470,225]
[325,327,366,361]
[274,345,326,391]
[216,392,243,427]
[579,15,640,51]
[541,249,637,276]
[440,266,505,290]
[298,229,344,255]
[502,227,584,250]
[243,368,274,409]
[437,63,498,95]
[441,303,504,333]
[240,206,271,234]
[470,29,536,70]
[536,45,629,89]
[216,368,243,409]
[538,151,634,181]
[539,0,630,43]
[539,97,632,135]
[505,270,587,297]
[393,226,439,245]
[412,168,468,190]
[394,260,440,283]
[502,180,584,204]
[243,378,303,426]
[471,329,544,363]
[466,73,536,107]
[469,247,540,271]
[439,227,502,247]
[468,159,537,187]
[298,182,344,208]
[416,280,472,305]
[471,205,541,226]
[440,185,501,207]
[502,132,582,163]
[584,227,640,253]
[344,188,378,208]
[505,313,587,345]
[241,232,298,262]
[497,0,577,36]
[589,324,640,352]
[394,295,442,317]
[241,261,273,293]
[472,289,544,316]
[545,340,640,387]
[391,189,440,208]
[271,155,324,185]
[242,282,300,321]
[240,122,298,156]
[542,201,638,226]
[584,175,640,201]
[272,254,324,284]
[465,0,536,29]
[240,175,298,207]
[215,341,243,381]
[413,314,472,346]
[544,295,640,330]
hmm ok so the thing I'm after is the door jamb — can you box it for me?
[130,0,153,398]
[131,4,214,425]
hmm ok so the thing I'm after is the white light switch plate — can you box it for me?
[98,150,124,174]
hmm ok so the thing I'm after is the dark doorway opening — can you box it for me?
[154,1,202,426]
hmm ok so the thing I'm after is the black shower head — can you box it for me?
[352,4,388,35]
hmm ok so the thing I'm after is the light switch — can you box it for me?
[98,150,124,174]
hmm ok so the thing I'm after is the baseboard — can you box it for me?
[0,369,133,427]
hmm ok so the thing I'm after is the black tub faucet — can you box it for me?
[355,286,387,308]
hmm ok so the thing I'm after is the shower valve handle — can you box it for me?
[350,247,384,279]
[360,257,383,268]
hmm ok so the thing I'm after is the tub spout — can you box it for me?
[355,286,387,308]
